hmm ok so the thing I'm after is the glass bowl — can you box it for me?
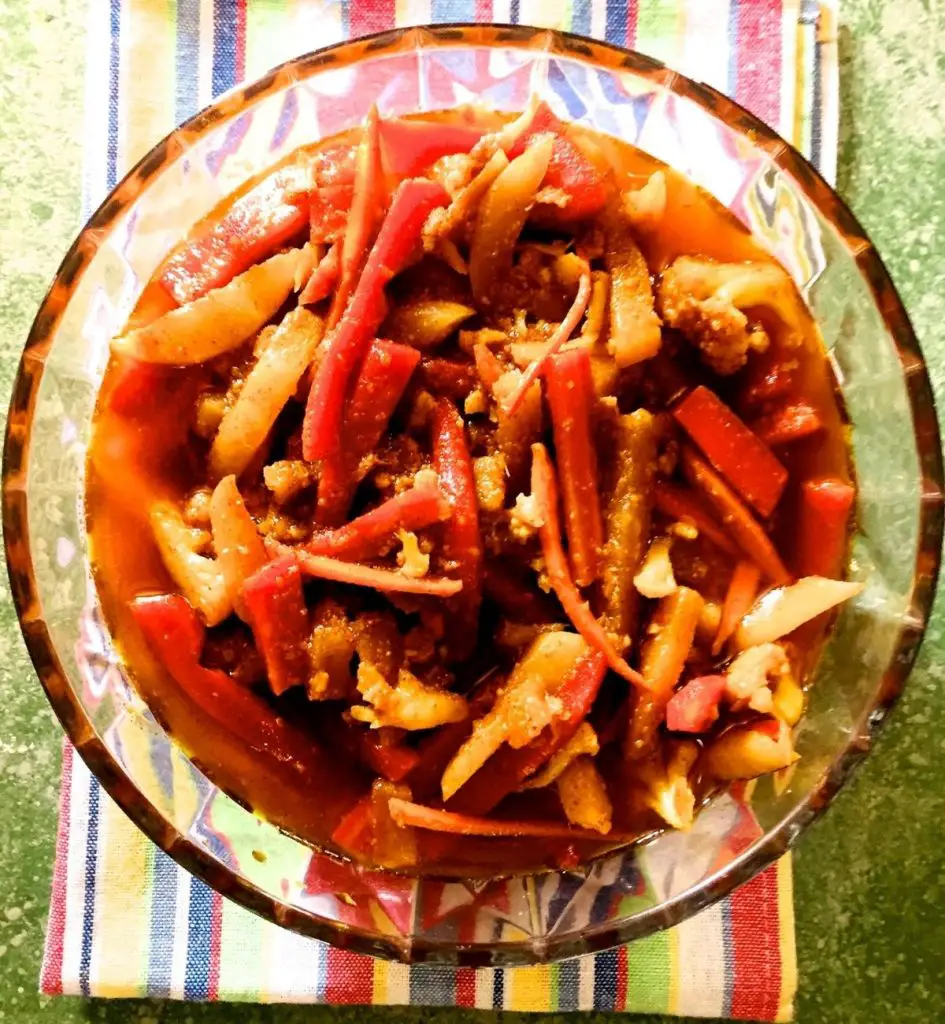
[4,25,942,966]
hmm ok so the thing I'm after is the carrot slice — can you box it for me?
[505,259,591,415]
[545,348,603,587]
[531,444,651,691]
[299,242,340,305]
[283,547,463,596]
[673,385,787,518]
[753,401,823,447]
[242,556,311,695]
[680,447,790,584]
[388,798,624,841]
[713,559,762,655]
[653,481,739,557]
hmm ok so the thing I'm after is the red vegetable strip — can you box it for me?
[308,483,451,561]
[505,260,591,416]
[504,100,609,221]
[448,650,608,816]
[653,481,740,557]
[159,170,309,304]
[681,447,791,584]
[796,477,855,579]
[131,594,314,765]
[308,185,353,244]
[432,398,483,661]
[285,547,463,596]
[302,178,449,462]
[753,401,823,447]
[328,107,382,330]
[316,338,421,524]
[299,242,340,305]
[713,559,762,656]
[673,385,788,518]
[545,348,603,587]
[389,798,624,840]
[241,556,311,695]
[331,795,373,851]
[666,674,727,733]
[378,116,484,179]
[531,444,651,691]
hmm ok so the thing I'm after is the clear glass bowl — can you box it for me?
[4,25,942,966]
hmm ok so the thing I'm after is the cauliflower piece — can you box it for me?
[634,537,677,599]
[509,491,544,541]
[622,170,667,232]
[263,460,313,506]
[520,722,599,790]
[473,453,507,512]
[658,256,806,376]
[464,388,487,416]
[725,642,791,713]
[183,487,213,528]
[503,676,563,748]
[396,530,430,580]
[149,501,230,626]
[351,663,468,731]
[637,741,699,831]
[557,757,613,833]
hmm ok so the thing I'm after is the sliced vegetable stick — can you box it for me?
[159,169,309,304]
[603,204,662,367]
[626,586,705,759]
[653,481,740,557]
[209,307,323,479]
[505,258,592,415]
[378,116,484,179]
[307,483,451,562]
[545,348,603,587]
[599,409,659,650]
[673,386,788,518]
[469,135,554,305]
[209,475,269,620]
[423,148,509,248]
[284,547,463,597]
[149,501,231,626]
[531,444,650,690]
[556,756,613,833]
[242,556,311,695]
[432,399,483,661]
[328,106,382,329]
[704,719,798,780]
[713,559,762,655]
[795,477,855,579]
[665,674,727,733]
[298,242,340,305]
[735,576,863,649]
[680,447,790,584]
[753,401,823,447]
[115,248,304,365]
[388,798,626,841]
[302,178,449,462]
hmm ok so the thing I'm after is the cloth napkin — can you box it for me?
[42,0,839,1017]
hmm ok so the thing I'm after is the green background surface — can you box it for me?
[1,1,943,1022]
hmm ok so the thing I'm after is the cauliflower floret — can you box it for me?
[658,257,805,376]
[351,663,468,731]
[509,491,544,541]
[396,530,430,579]
[263,459,313,506]
[637,741,699,831]
[634,536,677,599]
[622,170,667,232]
[725,642,791,713]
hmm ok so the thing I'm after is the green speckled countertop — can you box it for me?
[1,1,943,1022]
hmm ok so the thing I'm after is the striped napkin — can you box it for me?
[43,0,839,1017]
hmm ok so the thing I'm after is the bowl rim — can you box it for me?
[4,22,943,966]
